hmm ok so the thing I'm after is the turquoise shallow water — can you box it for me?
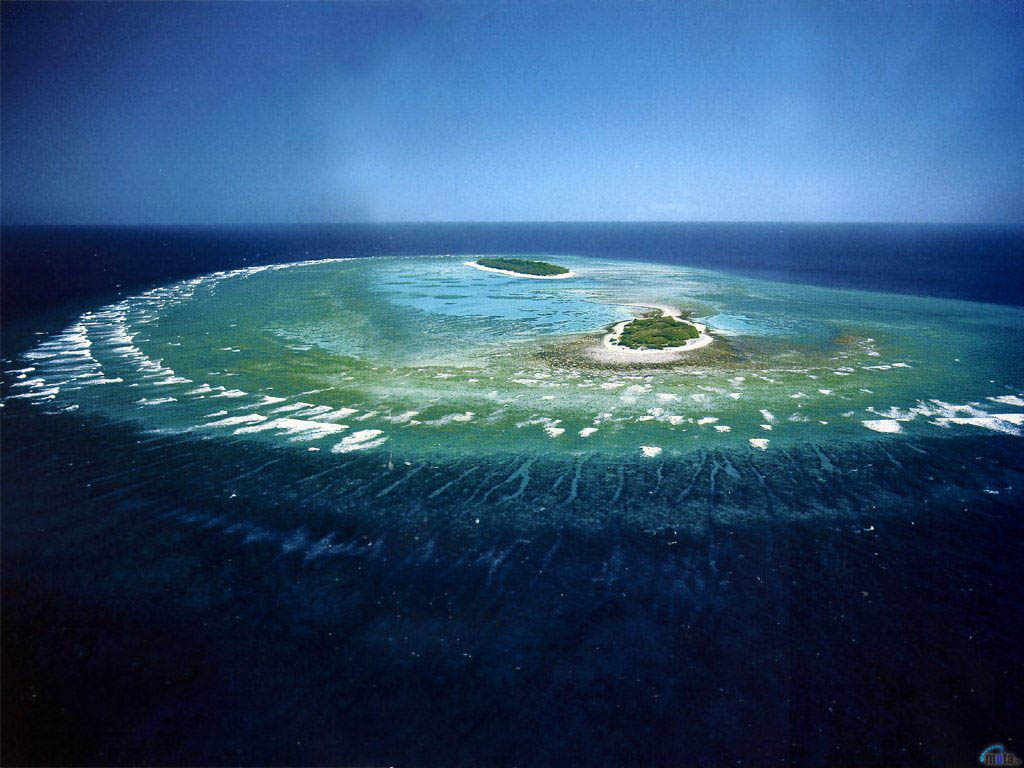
[7,254,1024,461]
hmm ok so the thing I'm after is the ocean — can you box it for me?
[2,223,1022,766]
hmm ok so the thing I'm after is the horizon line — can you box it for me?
[3,219,1023,228]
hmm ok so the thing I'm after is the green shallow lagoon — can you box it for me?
[10,254,1024,458]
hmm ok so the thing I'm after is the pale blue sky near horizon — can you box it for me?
[2,1,1022,225]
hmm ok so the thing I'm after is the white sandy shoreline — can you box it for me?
[464,260,577,279]
[588,303,714,363]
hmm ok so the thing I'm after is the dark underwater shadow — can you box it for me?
[2,404,1021,766]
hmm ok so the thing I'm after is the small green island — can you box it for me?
[476,257,570,276]
[617,315,700,349]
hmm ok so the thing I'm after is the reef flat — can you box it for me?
[5,254,1022,462]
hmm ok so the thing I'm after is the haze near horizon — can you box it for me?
[2,1,1022,225]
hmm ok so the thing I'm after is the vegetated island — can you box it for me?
[477,257,568,276]
[617,315,700,349]
[587,304,714,364]
[465,257,576,279]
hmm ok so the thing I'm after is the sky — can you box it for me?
[2,1,1022,225]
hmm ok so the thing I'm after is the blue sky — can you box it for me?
[2,1,1022,224]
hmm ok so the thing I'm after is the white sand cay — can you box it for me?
[464,261,577,279]
[587,303,714,364]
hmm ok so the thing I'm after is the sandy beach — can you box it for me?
[464,261,578,279]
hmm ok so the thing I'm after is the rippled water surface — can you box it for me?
[3,228,1022,766]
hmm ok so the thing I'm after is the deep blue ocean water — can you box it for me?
[2,223,1023,766]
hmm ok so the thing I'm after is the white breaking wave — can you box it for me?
[862,419,902,433]
[234,418,350,441]
[332,429,387,453]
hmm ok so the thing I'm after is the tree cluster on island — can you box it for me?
[617,316,700,349]
[476,257,570,276]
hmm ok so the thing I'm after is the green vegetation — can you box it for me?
[476,257,570,276]
[617,316,700,349]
